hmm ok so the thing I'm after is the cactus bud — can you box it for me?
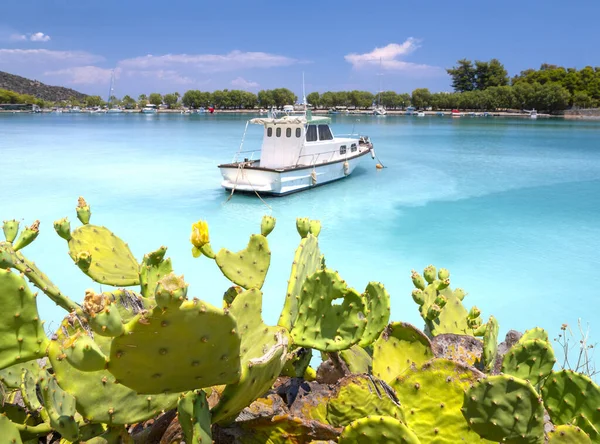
[75,251,92,272]
[423,265,437,284]
[76,196,91,225]
[260,215,276,237]
[426,304,442,320]
[434,294,447,309]
[2,219,20,243]
[296,217,310,238]
[468,306,481,320]
[438,268,450,280]
[53,217,72,241]
[412,289,425,305]
[411,270,426,290]
[13,220,40,251]
[309,220,321,237]
[436,278,450,291]
[155,273,188,309]
[454,288,466,301]
[190,220,215,259]
[223,286,243,307]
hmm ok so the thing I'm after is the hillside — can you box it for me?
[0,71,87,102]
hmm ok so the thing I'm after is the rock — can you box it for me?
[432,333,483,368]
[494,330,523,374]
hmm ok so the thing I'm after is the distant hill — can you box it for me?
[0,71,87,102]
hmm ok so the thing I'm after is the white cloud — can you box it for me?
[30,32,51,42]
[345,39,442,73]
[126,69,195,85]
[9,34,27,41]
[44,66,113,84]
[9,32,51,42]
[118,50,300,72]
[0,49,104,65]
[231,77,259,89]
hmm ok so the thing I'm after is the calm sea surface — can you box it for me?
[2,112,600,347]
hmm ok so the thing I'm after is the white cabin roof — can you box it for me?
[249,115,331,126]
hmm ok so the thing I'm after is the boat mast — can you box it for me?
[302,71,307,113]
[107,70,115,108]
[377,58,383,107]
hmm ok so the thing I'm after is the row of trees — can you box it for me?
[0,89,49,107]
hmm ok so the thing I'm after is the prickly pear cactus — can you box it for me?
[0,269,47,370]
[215,234,271,290]
[520,327,549,343]
[260,215,276,237]
[0,360,42,389]
[462,374,545,443]
[548,424,592,443]
[278,233,320,330]
[541,370,600,442]
[178,390,212,443]
[338,415,421,444]
[211,288,289,424]
[501,338,556,386]
[339,345,372,374]
[410,266,479,337]
[290,269,367,352]
[358,282,391,347]
[2,219,20,243]
[139,246,173,298]
[482,315,499,372]
[325,374,405,427]
[0,414,23,444]
[60,209,140,286]
[106,274,242,394]
[296,217,311,238]
[372,322,433,385]
[393,359,488,443]
[40,371,79,441]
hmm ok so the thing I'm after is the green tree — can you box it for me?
[138,94,148,108]
[85,95,104,108]
[474,59,509,90]
[447,59,476,92]
[163,93,179,109]
[572,91,595,108]
[411,88,432,109]
[148,93,162,106]
[306,92,320,108]
[257,90,275,108]
[121,95,137,109]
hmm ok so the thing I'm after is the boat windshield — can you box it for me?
[318,125,333,141]
[306,125,317,142]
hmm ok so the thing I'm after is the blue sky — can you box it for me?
[1,0,599,98]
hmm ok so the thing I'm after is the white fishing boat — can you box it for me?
[417,111,425,117]
[142,104,157,114]
[528,109,538,119]
[218,108,375,196]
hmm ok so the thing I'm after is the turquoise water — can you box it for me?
[2,113,600,348]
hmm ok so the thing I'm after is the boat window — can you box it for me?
[276,127,282,137]
[296,128,301,138]
[267,127,273,137]
[340,145,347,155]
[286,127,292,137]
[318,125,333,141]
[351,143,357,153]
[306,125,317,142]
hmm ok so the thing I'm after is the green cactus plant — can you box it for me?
[260,215,276,237]
[39,371,79,441]
[339,345,372,374]
[296,217,311,238]
[214,234,271,290]
[372,322,433,385]
[139,246,173,298]
[325,374,405,427]
[482,315,499,372]
[548,424,592,443]
[338,415,421,444]
[393,359,488,443]
[211,288,289,424]
[0,269,47,370]
[501,338,556,386]
[178,390,212,443]
[0,414,23,444]
[462,374,545,443]
[410,266,480,337]
[12,220,40,251]
[290,269,367,352]
[520,327,549,343]
[278,232,320,330]
[358,282,391,347]
[541,370,600,442]
[0,360,43,390]
[2,219,20,243]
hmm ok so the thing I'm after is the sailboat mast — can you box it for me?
[107,70,115,106]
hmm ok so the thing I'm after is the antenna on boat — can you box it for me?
[302,71,307,111]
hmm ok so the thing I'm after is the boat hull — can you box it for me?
[219,149,372,196]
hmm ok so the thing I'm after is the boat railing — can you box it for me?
[296,149,339,167]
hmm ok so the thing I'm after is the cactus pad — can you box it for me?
[501,339,556,386]
[393,359,486,443]
[338,415,421,444]
[339,345,372,374]
[67,225,139,286]
[462,374,545,443]
[211,288,289,424]
[107,279,241,393]
[48,317,178,425]
[520,327,549,343]
[0,269,47,370]
[541,370,600,441]
[39,371,79,441]
[482,315,499,373]
[358,282,391,347]
[178,390,212,443]
[215,234,270,290]
[139,246,173,298]
[372,322,433,385]
[548,424,592,443]
[0,414,23,444]
[325,374,405,426]
[2,220,20,243]
[290,269,367,352]
[0,360,42,389]
[260,215,276,237]
[278,233,320,330]
[20,367,43,413]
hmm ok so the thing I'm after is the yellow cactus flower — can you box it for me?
[191,220,210,248]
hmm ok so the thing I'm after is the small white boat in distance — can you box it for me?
[417,111,425,117]
[528,109,538,119]
[142,104,157,114]
[219,109,375,196]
